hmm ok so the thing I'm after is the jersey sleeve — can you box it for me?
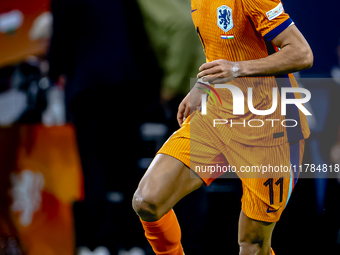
[241,0,294,42]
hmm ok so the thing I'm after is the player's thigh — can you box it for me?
[133,153,204,221]
[238,210,276,255]
[133,113,224,220]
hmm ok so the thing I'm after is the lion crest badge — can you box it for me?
[217,5,233,33]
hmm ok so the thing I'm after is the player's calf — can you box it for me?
[238,210,275,255]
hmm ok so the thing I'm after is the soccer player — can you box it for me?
[132,0,313,254]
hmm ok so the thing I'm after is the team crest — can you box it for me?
[217,5,233,33]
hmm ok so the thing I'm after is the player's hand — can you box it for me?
[177,84,204,127]
[197,59,240,84]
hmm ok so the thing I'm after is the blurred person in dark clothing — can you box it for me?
[48,0,162,254]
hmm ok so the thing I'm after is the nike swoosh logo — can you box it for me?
[191,9,198,13]
[267,206,281,213]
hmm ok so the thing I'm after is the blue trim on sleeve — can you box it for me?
[263,18,294,42]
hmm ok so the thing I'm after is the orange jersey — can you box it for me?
[191,0,310,146]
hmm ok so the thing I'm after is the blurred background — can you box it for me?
[0,0,339,254]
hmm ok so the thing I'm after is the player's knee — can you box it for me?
[238,242,261,255]
[132,188,162,221]
[239,239,272,255]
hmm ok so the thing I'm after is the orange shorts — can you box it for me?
[157,112,305,222]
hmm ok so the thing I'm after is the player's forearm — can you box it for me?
[238,44,313,77]
[238,24,314,77]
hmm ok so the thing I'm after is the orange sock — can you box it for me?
[271,247,276,255]
[140,209,183,255]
